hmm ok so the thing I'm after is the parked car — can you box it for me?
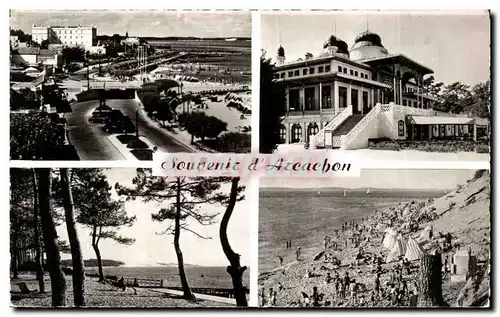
[102,116,136,134]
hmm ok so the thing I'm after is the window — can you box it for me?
[343,67,347,74]
[280,73,285,78]
[398,120,405,137]
[309,68,315,74]
[307,123,319,142]
[403,99,407,106]
[294,70,300,76]
[338,66,342,72]
[355,71,358,77]
[303,69,308,76]
[339,86,348,108]
[318,66,324,73]
[289,89,300,110]
[279,125,286,143]
[288,71,293,77]
[291,124,302,143]
[273,73,280,79]
[325,65,330,72]
[350,69,354,76]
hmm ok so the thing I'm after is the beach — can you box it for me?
[11,274,232,308]
[258,172,491,307]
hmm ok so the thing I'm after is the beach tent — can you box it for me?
[386,236,406,263]
[419,225,433,242]
[404,237,425,261]
[397,234,407,254]
[383,228,398,249]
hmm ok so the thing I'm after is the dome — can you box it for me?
[323,35,349,55]
[353,31,384,48]
[350,30,389,61]
[277,46,285,57]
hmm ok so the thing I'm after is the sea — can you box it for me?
[258,189,445,273]
[85,266,249,289]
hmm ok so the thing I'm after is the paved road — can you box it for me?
[66,98,194,160]
[149,288,236,305]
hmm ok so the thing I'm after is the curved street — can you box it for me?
[65,98,194,160]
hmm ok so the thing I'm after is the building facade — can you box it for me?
[31,25,97,49]
[274,31,487,149]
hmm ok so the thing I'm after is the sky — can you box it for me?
[56,169,251,267]
[260,169,477,190]
[261,11,491,86]
[10,10,251,38]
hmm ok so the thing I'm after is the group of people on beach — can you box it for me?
[261,215,426,308]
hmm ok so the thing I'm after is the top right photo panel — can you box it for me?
[260,11,490,162]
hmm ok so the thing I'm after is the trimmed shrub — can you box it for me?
[476,144,490,153]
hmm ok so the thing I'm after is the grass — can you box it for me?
[131,149,153,161]
[127,139,149,149]
[116,134,137,144]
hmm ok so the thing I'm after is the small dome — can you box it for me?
[352,31,384,49]
[277,46,285,57]
[323,35,349,55]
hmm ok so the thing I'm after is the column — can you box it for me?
[302,121,307,143]
[393,77,397,102]
[429,125,432,140]
[333,81,339,113]
[473,124,477,141]
[319,83,323,112]
[371,88,374,108]
[301,85,305,111]
[285,88,289,112]
[399,79,402,105]
[347,84,352,109]
[287,122,291,144]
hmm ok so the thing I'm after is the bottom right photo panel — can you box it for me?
[258,169,491,308]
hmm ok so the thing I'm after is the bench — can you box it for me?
[17,282,37,294]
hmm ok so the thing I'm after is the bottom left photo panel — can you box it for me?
[10,168,251,308]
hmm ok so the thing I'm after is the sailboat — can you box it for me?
[366,188,371,194]
[317,191,321,195]
[343,190,347,197]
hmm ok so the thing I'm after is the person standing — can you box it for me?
[277,255,283,267]
[296,247,301,261]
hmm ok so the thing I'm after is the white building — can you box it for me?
[31,25,97,49]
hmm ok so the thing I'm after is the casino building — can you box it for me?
[273,30,489,149]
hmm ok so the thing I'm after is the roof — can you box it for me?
[275,55,372,72]
[408,116,475,125]
[16,47,40,55]
[358,53,433,75]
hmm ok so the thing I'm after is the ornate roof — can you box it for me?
[277,45,285,57]
[323,35,349,54]
[353,31,385,48]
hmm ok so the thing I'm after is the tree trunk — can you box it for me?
[37,168,67,307]
[32,169,45,293]
[92,225,104,282]
[175,178,195,300]
[61,168,85,306]
[418,252,448,307]
[219,178,248,306]
[11,233,19,279]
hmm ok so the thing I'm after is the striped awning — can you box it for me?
[408,116,475,125]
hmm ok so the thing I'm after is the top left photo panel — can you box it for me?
[10,10,252,161]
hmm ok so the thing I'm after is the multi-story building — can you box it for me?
[274,31,489,149]
[31,25,97,49]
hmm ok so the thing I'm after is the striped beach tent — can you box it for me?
[383,228,398,250]
[386,235,406,263]
[419,225,433,242]
[404,237,425,261]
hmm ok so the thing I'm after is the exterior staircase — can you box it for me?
[332,114,365,136]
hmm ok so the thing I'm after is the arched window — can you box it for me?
[291,124,302,143]
[279,125,286,144]
[307,122,319,142]
[398,120,405,137]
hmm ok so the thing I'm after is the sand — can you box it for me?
[258,172,491,308]
[11,274,232,308]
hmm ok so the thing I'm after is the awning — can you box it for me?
[408,116,475,125]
